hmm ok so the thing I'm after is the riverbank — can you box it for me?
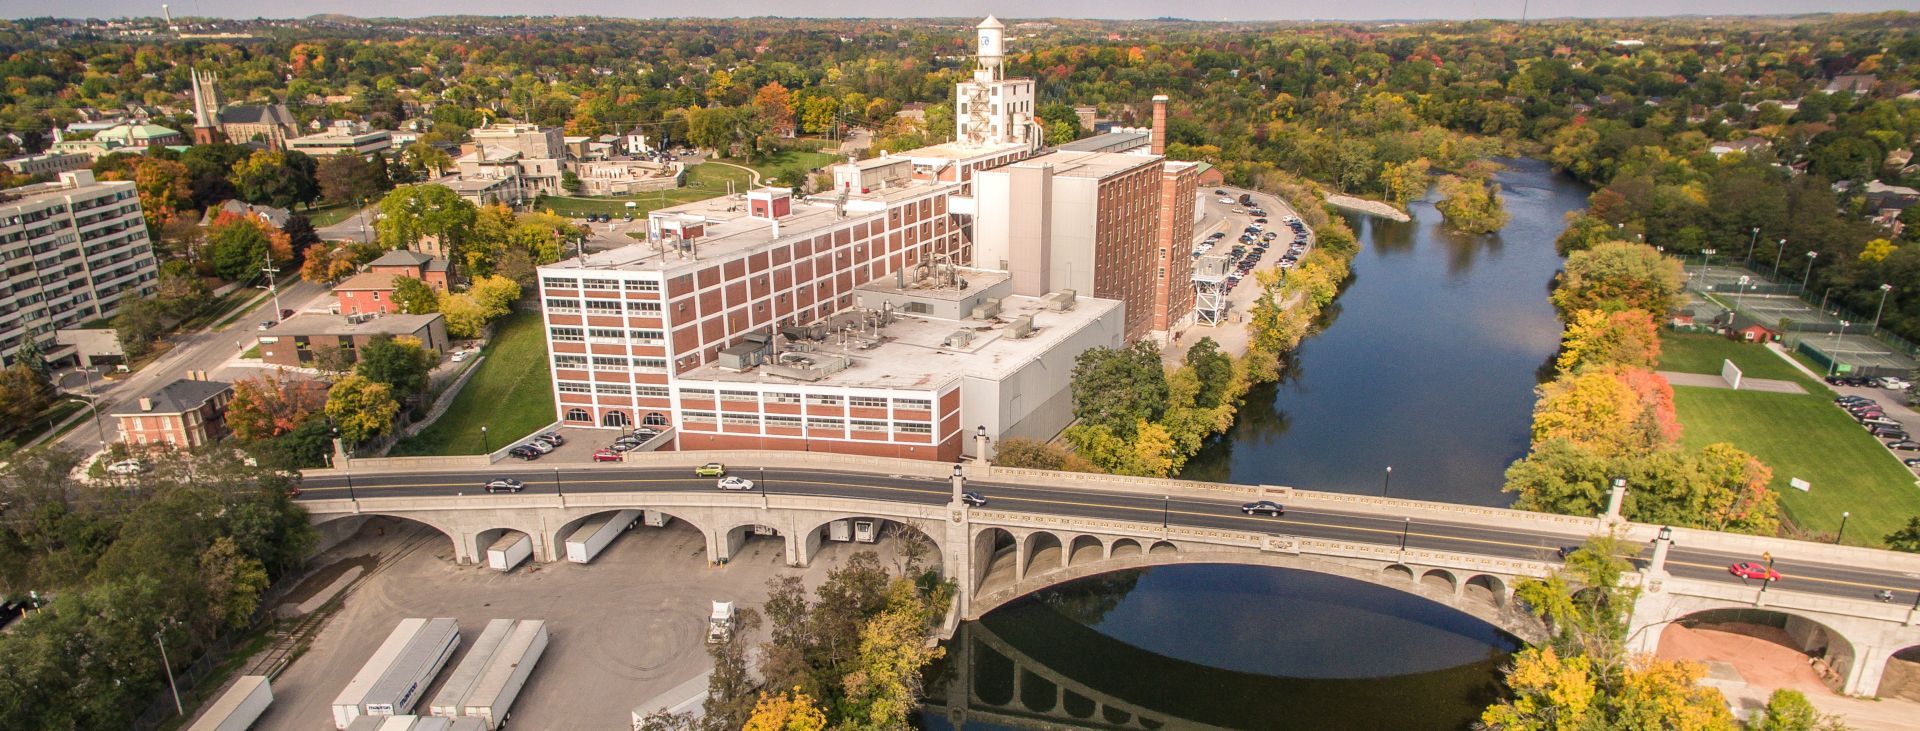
[1325,194,1411,222]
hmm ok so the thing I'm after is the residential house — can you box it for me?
[111,376,234,448]
[200,199,291,229]
[255,313,448,368]
[1709,137,1770,158]
[1824,75,1878,95]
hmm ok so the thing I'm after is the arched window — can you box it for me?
[643,411,670,427]
[566,408,590,422]
[602,411,631,428]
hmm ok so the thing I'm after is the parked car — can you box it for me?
[1904,457,1920,467]
[1214,189,1228,196]
[508,445,540,460]
[537,431,565,446]
[592,449,622,462]
[1240,500,1285,517]
[1555,545,1582,560]
[256,321,275,330]
[1880,377,1913,390]
[486,478,525,493]
[959,491,987,507]
[525,439,555,454]
[1728,561,1782,581]
[106,459,144,476]
[450,350,470,363]
[716,476,755,491]
[1887,440,1920,451]
[695,462,727,477]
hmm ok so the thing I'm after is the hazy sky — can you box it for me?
[14,0,1919,21]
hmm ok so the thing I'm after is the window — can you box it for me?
[680,388,715,399]
[643,411,670,426]
[542,277,579,289]
[850,419,889,432]
[545,298,579,313]
[557,381,591,393]
[683,411,717,424]
[722,413,760,426]
[596,383,632,395]
[566,408,591,421]
[631,329,664,342]
[635,357,667,371]
[768,392,802,404]
[637,386,670,398]
[589,328,624,340]
[895,398,931,410]
[808,417,844,429]
[554,355,588,369]
[849,396,888,409]
[551,327,584,342]
[582,278,620,290]
[591,356,628,370]
[765,415,802,428]
[631,301,662,313]
[806,394,843,407]
[585,300,622,314]
[897,422,933,434]
[719,390,757,402]
[625,280,661,292]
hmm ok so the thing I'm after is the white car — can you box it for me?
[106,459,143,476]
[451,350,470,363]
[716,476,756,491]
[525,439,555,454]
[1217,197,1234,204]
[1879,377,1911,390]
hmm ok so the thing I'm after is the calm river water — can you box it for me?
[926,159,1587,730]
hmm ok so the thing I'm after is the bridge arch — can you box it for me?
[1664,607,1858,693]
[789,514,946,575]
[968,549,1543,641]
[311,512,464,563]
[1024,532,1066,577]
[1880,645,1920,702]
[1068,535,1104,566]
[1464,574,1508,606]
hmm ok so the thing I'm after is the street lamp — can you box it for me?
[480,425,489,454]
[1773,239,1787,280]
[1828,321,1851,376]
[554,467,564,497]
[1801,250,1818,294]
[155,628,183,715]
[1872,284,1893,335]
[1382,466,1393,498]
[1702,248,1716,283]
[1745,227,1760,265]
[1399,517,1411,552]
[1735,275,1750,315]
[1836,512,1850,544]
[1162,496,1170,530]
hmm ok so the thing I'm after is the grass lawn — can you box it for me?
[390,308,555,456]
[4,399,87,448]
[1658,332,1823,390]
[533,163,755,218]
[301,202,362,228]
[720,150,840,186]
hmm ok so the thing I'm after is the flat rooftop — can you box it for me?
[901,139,1031,162]
[1056,130,1149,153]
[857,268,1009,302]
[543,180,959,277]
[264,312,441,338]
[1012,150,1161,179]
[678,292,1119,391]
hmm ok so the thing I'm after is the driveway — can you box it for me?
[316,205,379,243]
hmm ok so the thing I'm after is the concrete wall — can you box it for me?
[1047,176,1098,299]
[959,297,1125,454]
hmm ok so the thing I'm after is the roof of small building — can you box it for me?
[368,249,437,268]
[111,378,232,416]
[332,271,400,292]
[263,312,443,338]
[201,199,291,228]
[218,104,295,127]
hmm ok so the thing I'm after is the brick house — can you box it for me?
[111,376,234,448]
[332,251,451,315]
[256,313,448,368]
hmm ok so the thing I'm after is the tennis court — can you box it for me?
[1795,332,1920,375]
[1720,293,1843,329]
[1685,264,1798,296]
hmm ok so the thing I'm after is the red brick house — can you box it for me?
[111,376,234,448]
[332,250,452,315]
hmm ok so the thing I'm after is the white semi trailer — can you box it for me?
[186,675,271,731]
[462,619,549,730]
[564,509,641,563]
[486,533,532,572]
[429,619,514,717]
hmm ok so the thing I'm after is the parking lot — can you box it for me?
[257,516,917,730]
[1176,185,1313,358]
[1827,380,1920,475]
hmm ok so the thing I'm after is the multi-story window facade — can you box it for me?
[0,170,159,366]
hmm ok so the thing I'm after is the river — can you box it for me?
[925,159,1587,730]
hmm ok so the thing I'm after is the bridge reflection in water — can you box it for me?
[923,566,1519,731]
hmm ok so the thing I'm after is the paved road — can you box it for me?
[316,204,379,243]
[297,465,1920,606]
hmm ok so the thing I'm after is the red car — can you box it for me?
[592,449,622,462]
[1729,561,1782,582]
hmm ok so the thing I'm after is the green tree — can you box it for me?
[230,149,318,208]
[316,151,385,205]
[706,607,764,731]
[1551,242,1686,317]
[1185,337,1235,408]
[375,184,478,256]
[1434,174,1510,234]
[355,336,436,397]
[1884,516,1920,553]
[1070,342,1168,439]
[402,141,452,178]
[198,536,269,629]
[0,364,56,435]
[836,579,946,730]
[391,276,440,315]
[1746,688,1845,731]
[112,298,168,359]
[325,375,399,444]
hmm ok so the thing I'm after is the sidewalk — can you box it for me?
[1658,370,1807,394]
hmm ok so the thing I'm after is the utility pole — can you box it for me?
[155,628,183,715]
[260,249,283,322]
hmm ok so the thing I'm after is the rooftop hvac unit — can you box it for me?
[1047,290,1077,312]
[971,298,1002,320]
[943,330,973,348]
[1008,315,1034,339]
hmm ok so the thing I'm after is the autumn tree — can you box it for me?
[1557,309,1661,373]
[392,276,440,314]
[990,437,1093,472]
[837,579,946,730]
[1434,174,1509,234]
[754,82,796,137]
[324,375,398,444]
[103,156,190,238]
[1530,369,1664,457]
[225,371,328,441]
[743,689,827,731]
[375,184,477,255]
[1551,242,1686,317]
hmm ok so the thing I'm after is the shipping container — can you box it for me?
[334,619,428,729]
[486,533,532,572]
[363,618,460,718]
[462,620,550,730]
[565,510,641,563]
[829,520,851,542]
[429,619,515,717]
[187,675,271,731]
[853,520,877,543]
[643,510,670,527]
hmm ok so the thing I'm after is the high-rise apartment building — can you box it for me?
[0,170,159,366]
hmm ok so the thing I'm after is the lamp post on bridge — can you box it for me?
[951,462,966,506]
[1381,466,1392,498]
[1399,518,1410,553]
[1645,525,1674,593]
[1161,496,1170,531]
[1604,478,1628,525]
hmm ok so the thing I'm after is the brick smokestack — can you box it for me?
[1151,94,1169,155]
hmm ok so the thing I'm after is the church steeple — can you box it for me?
[189,68,222,145]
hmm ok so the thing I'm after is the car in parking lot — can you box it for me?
[1218,197,1235,204]
[1214,189,1228,196]
[695,462,727,477]
[1880,377,1913,390]
[486,478,525,493]
[106,459,144,475]
[592,449,622,462]
[1906,457,1920,467]
[1868,425,1908,439]
[508,445,541,460]
[716,476,755,491]
[1728,561,1782,581]
[1888,440,1920,451]
[1240,500,1285,516]
[536,431,565,446]
[524,439,555,454]
[960,491,987,507]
